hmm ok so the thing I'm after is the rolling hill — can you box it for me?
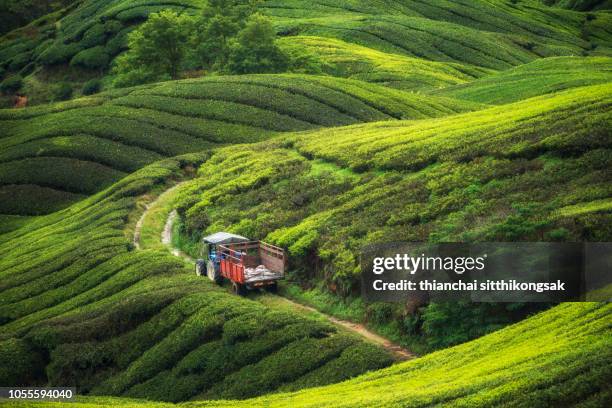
[0,155,394,401]
[433,56,612,103]
[278,35,493,90]
[0,74,477,216]
[173,83,611,299]
[2,0,612,105]
[0,0,611,406]
[4,302,610,407]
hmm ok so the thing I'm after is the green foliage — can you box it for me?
[15,303,610,407]
[0,2,611,406]
[0,185,85,216]
[227,14,289,74]
[174,83,611,351]
[420,302,544,349]
[82,79,102,95]
[278,36,491,90]
[0,75,23,94]
[51,82,73,101]
[113,10,195,86]
[38,42,83,66]
[0,1,76,35]
[194,0,256,69]
[541,0,611,11]
[0,157,125,194]
[70,46,110,69]
[0,73,472,214]
[0,338,45,386]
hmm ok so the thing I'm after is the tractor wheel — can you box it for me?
[232,282,246,296]
[195,259,205,276]
[265,282,278,293]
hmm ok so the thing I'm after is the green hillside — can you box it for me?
[266,0,612,66]
[0,74,476,215]
[434,56,612,103]
[278,36,493,90]
[175,83,611,299]
[0,0,611,406]
[0,156,393,401]
[2,0,612,105]
[4,302,610,407]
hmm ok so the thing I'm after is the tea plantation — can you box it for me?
[278,36,493,90]
[1,74,474,216]
[435,56,612,104]
[2,0,612,104]
[0,156,393,401]
[175,83,612,297]
[3,302,610,407]
[0,0,611,406]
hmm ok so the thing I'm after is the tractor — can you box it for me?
[196,232,286,295]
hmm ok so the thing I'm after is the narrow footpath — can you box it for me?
[135,184,414,361]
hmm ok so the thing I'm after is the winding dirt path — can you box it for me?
[135,184,414,361]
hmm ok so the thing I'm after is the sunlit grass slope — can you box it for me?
[4,302,610,407]
[0,156,393,401]
[0,74,475,216]
[434,56,612,103]
[279,36,493,90]
[291,83,612,171]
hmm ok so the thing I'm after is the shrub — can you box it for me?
[52,82,73,101]
[8,51,32,71]
[0,338,45,386]
[80,24,107,49]
[38,42,82,65]
[82,79,102,95]
[0,75,23,94]
[70,46,110,69]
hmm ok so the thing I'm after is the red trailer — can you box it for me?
[197,233,285,295]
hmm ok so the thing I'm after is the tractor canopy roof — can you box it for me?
[202,231,249,245]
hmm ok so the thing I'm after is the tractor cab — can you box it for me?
[196,232,249,282]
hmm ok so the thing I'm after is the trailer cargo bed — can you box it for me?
[217,241,285,287]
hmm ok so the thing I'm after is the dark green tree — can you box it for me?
[113,10,194,87]
[226,14,288,74]
[194,0,256,69]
